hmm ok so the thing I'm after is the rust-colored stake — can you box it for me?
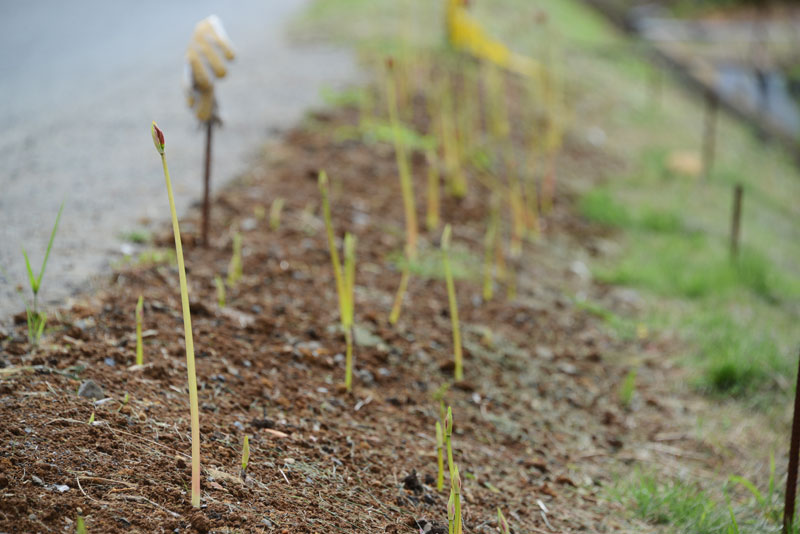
[730,184,743,260]
[783,350,800,533]
[702,90,718,180]
[202,120,214,247]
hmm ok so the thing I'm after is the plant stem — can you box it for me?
[389,265,411,325]
[135,295,143,365]
[160,151,201,508]
[436,421,445,492]
[426,148,440,232]
[442,225,463,381]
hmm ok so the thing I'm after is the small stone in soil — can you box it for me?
[402,470,424,494]
[77,379,104,400]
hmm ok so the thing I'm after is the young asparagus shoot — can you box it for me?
[76,515,87,534]
[226,232,242,287]
[619,367,637,409]
[318,172,358,391]
[482,198,499,301]
[436,421,445,492]
[497,508,510,534]
[426,148,440,232]
[445,406,454,476]
[116,392,130,414]
[151,121,202,508]
[87,412,95,425]
[22,201,64,344]
[269,197,285,231]
[343,233,357,392]
[385,57,418,325]
[433,382,450,427]
[452,464,463,534]
[240,435,250,480]
[135,295,144,365]
[214,275,226,308]
[441,225,463,381]
[448,489,456,534]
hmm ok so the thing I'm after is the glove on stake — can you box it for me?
[184,15,235,246]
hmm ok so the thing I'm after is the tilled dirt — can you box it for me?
[0,103,720,533]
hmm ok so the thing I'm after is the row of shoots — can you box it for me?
[152,122,202,508]
[318,171,357,392]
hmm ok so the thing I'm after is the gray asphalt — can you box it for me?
[0,1,356,323]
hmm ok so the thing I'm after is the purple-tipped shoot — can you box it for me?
[497,508,510,534]
[151,121,201,508]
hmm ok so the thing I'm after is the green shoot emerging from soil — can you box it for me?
[343,232,357,391]
[426,148,440,232]
[385,57,418,325]
[270,197,285,231]
[448,489,456,534]
[436,421,445,491]
[135,295,144,365]
[214,275,226,308]
[497,507,510,534]
[441,225,463,381]
[75,515,86,534]
[227,232,243,287]
[318,171,357,391]
[452,464,463,534]
[445,406,454,477]
[240,435,250,480]
[22,201,63,344]
[619,367,637,409]
[151,121,202,508]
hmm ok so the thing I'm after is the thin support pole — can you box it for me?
[730,184,743,260]
[202,120,213,247]
[783,350,800,533]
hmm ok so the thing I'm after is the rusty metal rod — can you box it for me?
[783,349,800,533]
[201,120,213,247]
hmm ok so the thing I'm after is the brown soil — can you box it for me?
[0,100,720,533]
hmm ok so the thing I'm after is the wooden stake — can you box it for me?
[783,349,800,533]
[202,120,213,247]
[730,184,743,260]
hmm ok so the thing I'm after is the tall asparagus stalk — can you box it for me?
[151,122,201,508]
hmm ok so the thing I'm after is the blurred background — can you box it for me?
[0,0,355,319]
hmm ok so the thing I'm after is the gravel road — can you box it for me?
[0,0,355,323]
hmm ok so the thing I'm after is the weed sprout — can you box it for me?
[21,201,63,344]
[76,515,86,534]
[151,122,202,508]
